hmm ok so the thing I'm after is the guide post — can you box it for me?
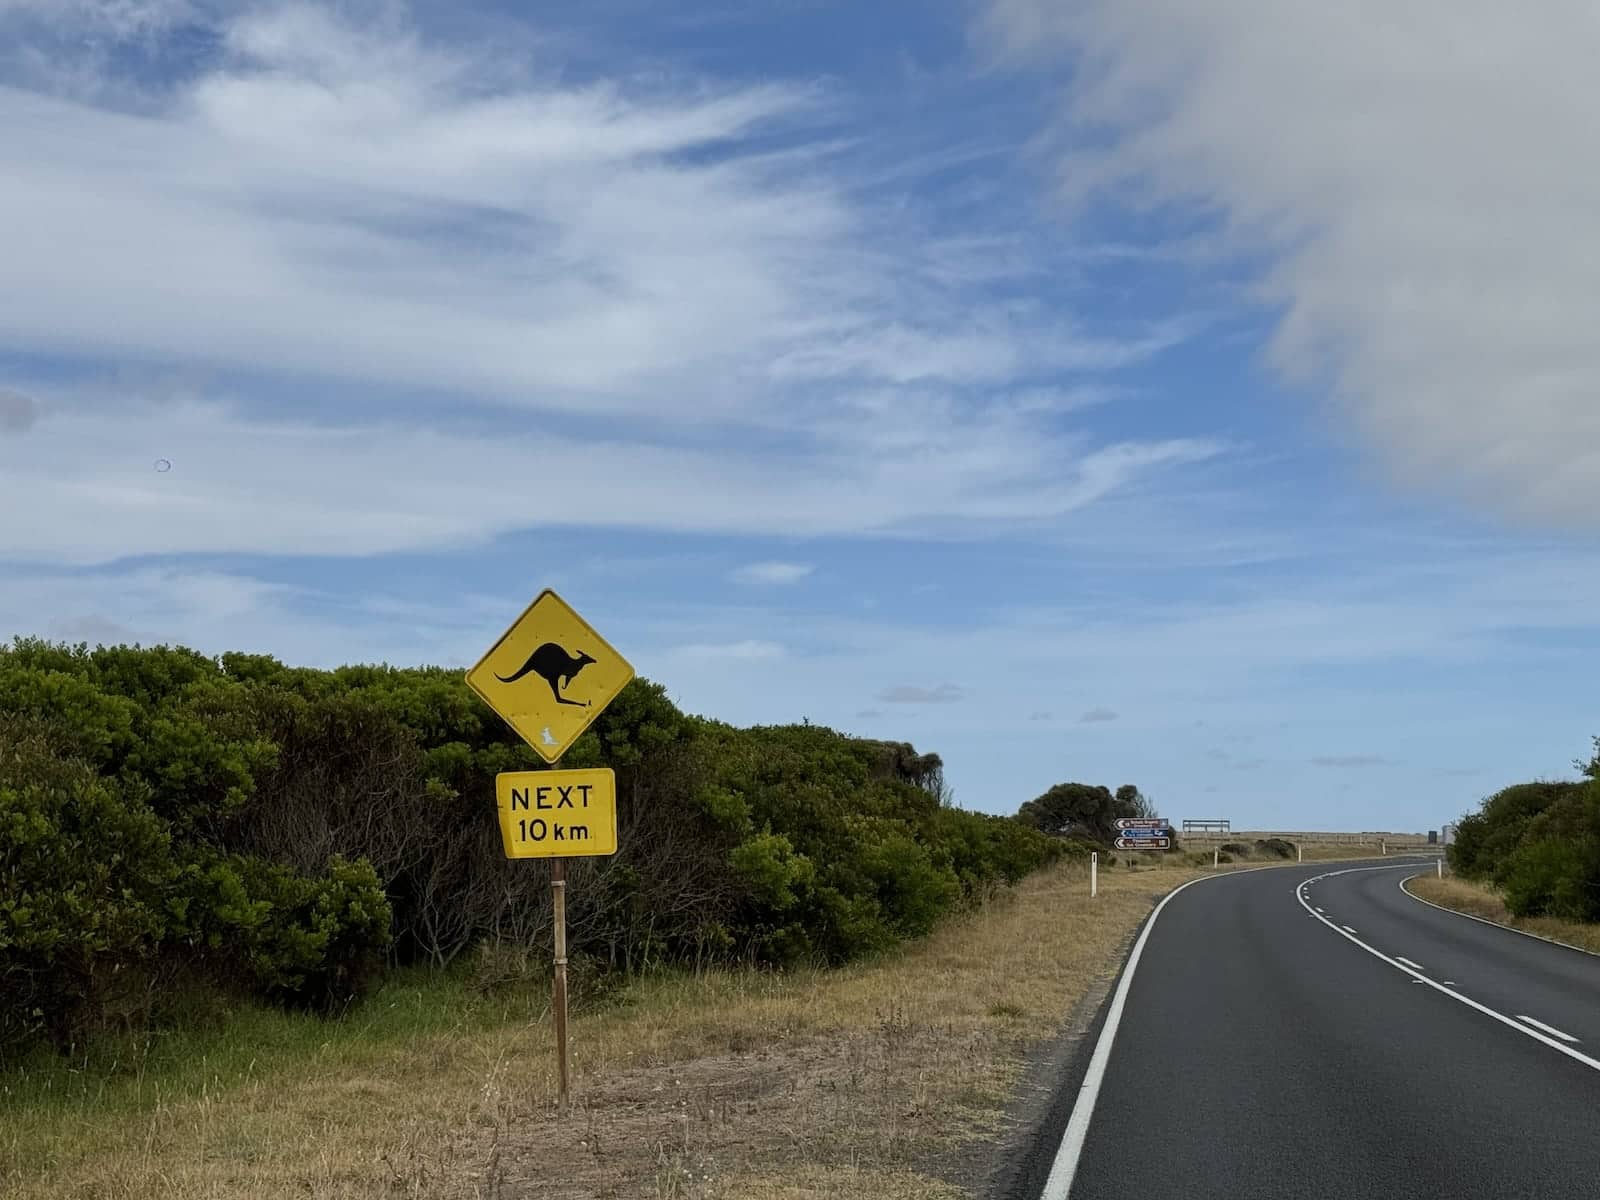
[466,589,635,1107]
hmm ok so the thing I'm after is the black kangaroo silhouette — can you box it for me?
[495,642,596,707]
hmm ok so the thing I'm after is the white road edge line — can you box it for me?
[1038,857,1420,1200]
[1038,870,1225,1200]
[1296,866,1600,1075]
[1395,956,1424,970]
[1398,874,1600,960]
[1516,1015,1579,1043]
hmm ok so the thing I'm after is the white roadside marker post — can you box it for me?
[1438,858,1443,879]
[1213,846,1219,869]
[1297,842,1303,864]
[1091,851,1098,898]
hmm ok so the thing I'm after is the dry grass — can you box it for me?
[1407,874,1600,955]
[4,854,1317,1199]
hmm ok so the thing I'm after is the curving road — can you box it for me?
[1007,858,1600,1200]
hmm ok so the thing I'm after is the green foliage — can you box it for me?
[1016,780,1150,846]
[729,831,814,911]
[1448,780,1586,880]
[1499,838,1594,920]
[0,715,173,1053]
[1446,752,1600,925]
[0,638,1062,1057]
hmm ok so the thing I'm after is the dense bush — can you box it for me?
[1498,837,1597,921]
[1446,740,1600,921]
[0,638,1062,1059]
[1449,780,1586,883]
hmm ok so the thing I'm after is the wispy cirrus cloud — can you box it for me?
[730,561,814,586]
[879,683,966,704]
[671,639,786,660]
[1310,755,1392,770]
[0,4,1216,563]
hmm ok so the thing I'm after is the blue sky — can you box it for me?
[3,0,1599,832]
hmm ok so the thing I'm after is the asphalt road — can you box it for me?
[1010,857,1600,1200]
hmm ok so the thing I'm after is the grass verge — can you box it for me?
[2,851,1346,1199]
[1406,874,1600,955]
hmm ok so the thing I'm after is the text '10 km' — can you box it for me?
[495,768,618,859]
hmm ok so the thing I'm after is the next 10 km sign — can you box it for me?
[496,768,617,858]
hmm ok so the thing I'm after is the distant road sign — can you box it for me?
[1116,818,1168,830]
[1116,826,1172,839]
[466,589,634,764]
[1115,836,1171,850]
[496,768,618,858]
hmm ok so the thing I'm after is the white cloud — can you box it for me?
[879,683,966,704]
[0,6,1216,560]
[1077,706,1118,723]
[982,0,1600,526]
[1310,755,1392,769]
[0,0,198,37]
[0,387,35,432]
[730,561,814,586]
[670,639,786,660]
[0,393,1220,563]
[0,4,1178,417]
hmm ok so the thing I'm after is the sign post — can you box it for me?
[1091,851,1098,898]
[552,858,569,1098]
[467,590,634,1108]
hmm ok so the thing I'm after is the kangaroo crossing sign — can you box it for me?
[466,589,635,765]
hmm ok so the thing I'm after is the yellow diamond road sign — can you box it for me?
[465,589,634,764]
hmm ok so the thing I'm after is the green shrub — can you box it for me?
[0,638,1062,1055]
[1500,839,1592,920]
[1450,781,1584,881]
[0,715,174,1055]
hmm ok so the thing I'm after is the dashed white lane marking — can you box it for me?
[1516,1015,1580,1043]
[1341,925,1358,933]
[1297,864,1600,1075]
[1396,957,1424,970]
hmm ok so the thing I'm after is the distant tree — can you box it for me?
[1115,784,1156,819]
[1577,736,1600,780]
[1018,782,1122,843]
